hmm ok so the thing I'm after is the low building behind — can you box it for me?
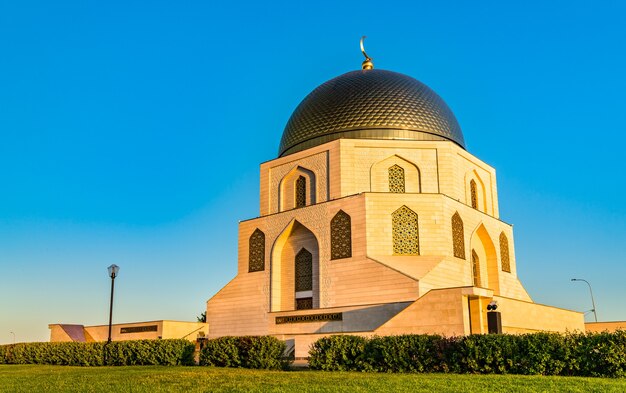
[49,320,207,342]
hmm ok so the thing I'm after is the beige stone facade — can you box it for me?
[207,137,585,358]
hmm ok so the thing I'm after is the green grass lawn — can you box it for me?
[1,365,625,393]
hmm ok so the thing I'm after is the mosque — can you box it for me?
[204,41,587,357]
[49,42,626,347]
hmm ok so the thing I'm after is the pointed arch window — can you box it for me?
[389,165,405,193]
[470,180,478,209]
[295,248,313,292]
[500,232,511,272]
[331,210,352,260]
[295,176,306,208]
[471,249,481,287]
[392,205,419,255]
[248,229,265,272]
[452,212,465,259]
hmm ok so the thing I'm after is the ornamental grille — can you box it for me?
[388,165,405,193]
[331,210,352,260]
[452,212,465,259]
[296,297,313,310]
[470,180,478,209]
[295,176,306,208]
[471,249,481,287]
[392,205,419,255]
[295,248,313,292]
[500,232,511,272]
[248,229,265,272]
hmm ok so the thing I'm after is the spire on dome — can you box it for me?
[360,36,374,70]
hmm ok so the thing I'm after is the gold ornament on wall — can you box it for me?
[500,232,511,272]
[470,179,478,209]
[248,229,265,272]
[471,249,481,287]
[452,212,465,259]
[295,176,306,208]
[331,210,352,260]
[389,165,406,193]
[392,205,420,255]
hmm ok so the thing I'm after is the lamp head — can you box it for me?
[108,264,120,278]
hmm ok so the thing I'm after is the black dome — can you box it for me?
[279,69,464,157]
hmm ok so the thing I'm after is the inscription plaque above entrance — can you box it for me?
[275,312,342,324]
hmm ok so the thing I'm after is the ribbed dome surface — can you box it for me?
[279,69,464,157]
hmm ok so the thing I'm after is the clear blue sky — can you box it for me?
[1,1,625,344]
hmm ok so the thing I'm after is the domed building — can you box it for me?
[205,48,584,357]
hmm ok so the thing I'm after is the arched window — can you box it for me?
[295,248,313,310]
[392,205,419,255]
[452,212,465,259]
[470,179,478,209]
[295,176,306,208]
[471,249,481,287]
[388,165,405,193]
[331,210,352,260]
[500,232,511,272]
[295,248,312,292]
[248,229,265,272]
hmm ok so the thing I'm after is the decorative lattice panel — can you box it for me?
[452,212,465,259]
[471,250,481,287]
[331,210,352,260]
[500,232,511,272]
[248,229,265,272]
[295,176,306,208]
[296,297,313,310]
[295,248,313,292]
[392,205,419,255]
[470,180,478,209]
[388,165,406,193]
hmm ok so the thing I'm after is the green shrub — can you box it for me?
[363,335,448,373]
[308,331,626,377]
[247,336,289,370]
[104,339,194,366]
[0,342,105,366]
[200,337,243,367]
[0,339,193,366]
[450,334,519,374]
[571,330,626,377]
[308,335,367,371]
[0,344,9,364]
[512,332,570,375]
[199,336,288,370]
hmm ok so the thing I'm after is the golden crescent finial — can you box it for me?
[360,36,374,70]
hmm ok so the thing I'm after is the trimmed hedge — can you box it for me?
[103,339,195,366]
[199,336,289,370]
[0,339,194,366]
[363,334,449,373]
[308,335,367,371]
[308,331,626,377]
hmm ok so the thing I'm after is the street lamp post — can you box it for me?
[10,331,15,344]
[571,278,598,322]
[107,264,120,343]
